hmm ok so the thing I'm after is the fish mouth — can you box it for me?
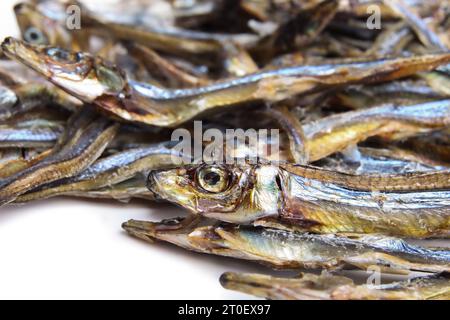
[1,37,51,77]
[219,272,271,292]
[14,2,33,15]
[122,219,158,241]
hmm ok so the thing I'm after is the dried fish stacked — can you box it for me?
[0,0,449,300]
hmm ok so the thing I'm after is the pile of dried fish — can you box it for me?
[1,0,449,300]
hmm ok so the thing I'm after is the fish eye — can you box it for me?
[24,27,47,45]
[46,48,80,64]
[197,166,230,194]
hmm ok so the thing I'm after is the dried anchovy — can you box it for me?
[15,142,186,203]
[221,271,450,300]
[2,37,450,127]
[123,217,450,273]
[0,108,118,206]
[302,99,450,162]
[148,163,450,238]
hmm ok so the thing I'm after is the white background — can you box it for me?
[0,0,263,300]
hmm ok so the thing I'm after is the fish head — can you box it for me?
[122,217,229,252]
[1,37,128,102]
[14,2,72,47]
[147,163,283,223]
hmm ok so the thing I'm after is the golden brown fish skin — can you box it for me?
[3,37,450,127]
[221,271,450,300]
[0,108,118,206]
[302,99,450,162]
[148,163,450,237]
[123,217,450,273]
[0,149,51,179]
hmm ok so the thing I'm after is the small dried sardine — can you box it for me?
[303,99,450,162]
[123,218,450,273]
[81,4,258,58]
[382,0,447,51]
[3,38,450,127]
[15,143,186,203]
[148,163,450,238]
[221,271,450,300]
[0,108,118,206]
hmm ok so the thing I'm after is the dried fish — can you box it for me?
[69,176,154,202]
[221,271,450,300]
[315,147,447,174]
[15,142,186,203]
[3,38,450,127]
[0,108,118,206]
[303,99,450,161]
[148,163,450,238]
[123,217,450,273]
[1,0,450,300]
[382,0,447,51]
[0,82,79,122]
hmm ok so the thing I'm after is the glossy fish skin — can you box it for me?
[148,163,450,238]
[221,271,450,300]
[316,147,448,175]
[123,218,450,273]
[15,142,186,203]
[68,176,155,202]
[0,122,62,148]
[0,83,79,122]
[3,38,450,127]
[0,108,118,206]
[0,148,51,179]
[303,99,450,162]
